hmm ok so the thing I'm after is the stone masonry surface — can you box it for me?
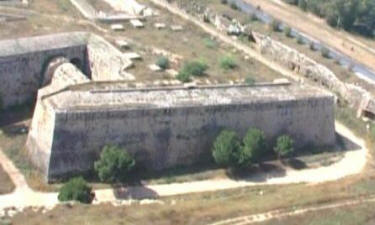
[0,32,133,108]
[26,83,336,181]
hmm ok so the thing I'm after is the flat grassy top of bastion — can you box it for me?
[99,0,282,83]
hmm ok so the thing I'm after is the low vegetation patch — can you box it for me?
[219,55,237,70]
[245,76,255,85]
[270,19,282,32]
[177,60,208,82]
[321,47,331,58]
[203,38,217,49]
[155,56,169,70]
[58,177,93,204]
[284,26,293,38]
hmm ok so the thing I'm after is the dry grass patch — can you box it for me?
[0,164,14,194]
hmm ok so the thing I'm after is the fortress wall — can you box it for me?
[37,95,334,181]
[0,45,87,108]
[26,62,90,175]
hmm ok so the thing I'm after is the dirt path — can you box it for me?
[206,195,375,225]
[245,0,375,73]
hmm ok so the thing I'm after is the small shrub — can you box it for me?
[212,130,241,167]
[58,177,93,204]
[309,42,317,51]
[274,135,294,158]
[94,145,136,183]
[284,26,293,38]
[270,19,281,32]
[230,2,238,10]
[238,128,266,167]
[245,76,255,85]
[203,38,217,49]
[250,13,259,21]
[348,63,355,72]
[156,56,169,70]
[219,55,237,70]
[296,36,304,44]
[176,71,191,83]
[321,47,331,58]
[181,60,208,77]
[221,0,227,4]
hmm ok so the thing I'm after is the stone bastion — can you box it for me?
[26,79,336,182]
[0,32,133,109]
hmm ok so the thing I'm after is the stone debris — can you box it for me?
[166,69,178,77]
[183,81,197,88]
[170,80,182,85]
[139,199,164,205]
[171,25,183,31]
[162,80,171,85]
[149,64,162,72]
[135,82,146,88]
[153,80,161,85]
[123,52,142,60]
[111,24,125,31]
[154,23,166,29]
[273,78,290,84]
[130,19,144,28]
[115,40,130,49]
[143,8,154,17]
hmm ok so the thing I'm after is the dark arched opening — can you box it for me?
[70,58,82,70]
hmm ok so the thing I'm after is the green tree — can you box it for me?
[212,130,240,167]
[58,177,93,204]
[238,128,266,167]
[274,135,294,158]
[94,145,136,183]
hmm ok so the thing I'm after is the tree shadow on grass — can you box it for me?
[283,158,307,170]
[225,162,286,182]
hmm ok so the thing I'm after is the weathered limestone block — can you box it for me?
[27,83,335,182]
